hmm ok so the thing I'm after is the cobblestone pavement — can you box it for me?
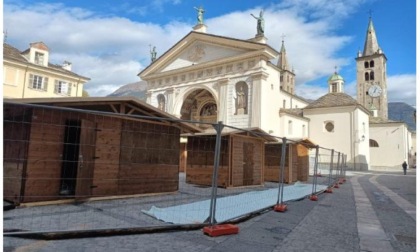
[4,170,416,252]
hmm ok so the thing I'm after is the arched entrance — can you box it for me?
[180,89,217,129]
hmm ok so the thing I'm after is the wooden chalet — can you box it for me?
[264,138,316,183]
[3,97,201,205]
[183,128,276,188]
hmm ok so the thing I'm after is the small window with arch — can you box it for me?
[365,72,369,81]
[370,71,374,80]
[370,60,374,67]
[364,61,369,68]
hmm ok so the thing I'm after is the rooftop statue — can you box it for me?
[194,6,205,25]
[251,10,265,35]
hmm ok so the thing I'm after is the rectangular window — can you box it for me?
[54,80,72,95]
[34,52,44,65]
[28,74,48,91]
[331,83,337,93]
[288,120,293,135]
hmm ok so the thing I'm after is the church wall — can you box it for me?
[259,67,282,135]
[279,115,309,139]
[353,109,370,170]
[304,108,352,166]
[369,123,409,170]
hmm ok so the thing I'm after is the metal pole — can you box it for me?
[328,149,334,187]
[208,121,224,226]
[277,137,287,205]
[312,146,319,194]
[335,152,341,183]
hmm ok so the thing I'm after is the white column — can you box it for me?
[217,78,229,124]
[166,88,175,114]
[250,72,268,128]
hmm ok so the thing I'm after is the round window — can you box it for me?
[325,122,334,132]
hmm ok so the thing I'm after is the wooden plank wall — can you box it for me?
[91,116,122,197]
[264,144,293,183]
[179,143,187,173]
[3,105,31,204]
[119,121,180,194]
[23,108,68,202]
[185,136,230,187]
[296,144,309,182]
[290,145,298,182]
[230,135,264,187]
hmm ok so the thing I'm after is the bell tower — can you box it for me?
[277,37,296,94]
[356,16,388,119]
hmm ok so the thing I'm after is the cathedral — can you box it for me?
[139,12,415,171]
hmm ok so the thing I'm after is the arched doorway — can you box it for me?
[180,89,217,129]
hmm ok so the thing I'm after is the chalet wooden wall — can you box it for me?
[296,144,309,182]
[3,105,31,203]
[264,144,292,183]
[91,116,122,197]
[186,136,229,187]
[3,103,186,204]
[186,134,264,188]
[119,121,181,194]
[230,135,264,187]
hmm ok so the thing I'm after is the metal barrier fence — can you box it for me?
[3,102,347,239]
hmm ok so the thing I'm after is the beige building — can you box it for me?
[3,42,90,98]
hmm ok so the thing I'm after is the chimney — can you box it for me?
[62,61,72,71]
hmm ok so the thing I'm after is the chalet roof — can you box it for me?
[182,127,278,142]
[266,138,317,148]
[3,43,90,81]
[4,96,201,133]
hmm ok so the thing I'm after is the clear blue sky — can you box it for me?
[4,0,416,105]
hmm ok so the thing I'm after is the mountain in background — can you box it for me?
[107,83,416,132]
[388,102,416,132]
[107,81,147,100]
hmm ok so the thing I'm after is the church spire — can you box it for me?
[277,36,290,70]
[362,17,381,56]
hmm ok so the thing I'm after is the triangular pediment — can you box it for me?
[162,41,247,72]
[139,32,278,78]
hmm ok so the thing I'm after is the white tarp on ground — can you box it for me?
[142,183,327,224]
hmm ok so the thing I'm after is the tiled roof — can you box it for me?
[3,43,90,80]
[305,93,359,109]
[279,108,304,117]
[369,117,399,124]
[3,43,27,63]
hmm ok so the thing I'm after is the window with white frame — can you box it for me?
[54,80,72,95]
[28,74,48,91]
[34,52,45,65]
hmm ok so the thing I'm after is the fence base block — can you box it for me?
[334,183,340,188]
[324,188,333,193]
[203,224,239,237]
[274,204,288,212]
[309,194,318,201]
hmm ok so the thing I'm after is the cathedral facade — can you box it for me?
[139,15,415,171]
